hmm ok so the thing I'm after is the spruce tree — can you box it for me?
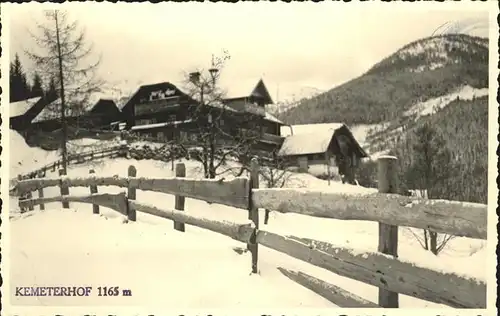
[31,71,44,97]
[9,53,31,102]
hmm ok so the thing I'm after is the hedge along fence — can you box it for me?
[14,156,487,309]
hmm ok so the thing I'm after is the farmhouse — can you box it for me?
[278,123,369,184]
[9,96,54,131]
[120,80,288,152]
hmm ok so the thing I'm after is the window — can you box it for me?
[168,114,176,122]
[179,131,188,142]
[135,118,157,126]
[157,132,164,141]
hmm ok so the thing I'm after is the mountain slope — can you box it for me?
[279,34,488,125]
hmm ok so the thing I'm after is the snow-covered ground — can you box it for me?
[10,130,61,179]
[9,129,121,180]
[8,153,487,307]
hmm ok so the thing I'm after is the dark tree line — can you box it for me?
[10,53,58,102]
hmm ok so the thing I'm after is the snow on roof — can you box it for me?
[10,96,42,118]
[131,119,193,131]
[278,129,336,156]
[31,94,110,123]
[32,98,62,123]
[264,112,284,124]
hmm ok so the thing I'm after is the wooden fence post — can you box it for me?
[89,169,100,214]
[18,175,27,213]
[174,163,186,232]
[59,169,70,209]
[248,157,260,274]
[377,155,399,308]
[127,165,137,222]
[37,171,45,211]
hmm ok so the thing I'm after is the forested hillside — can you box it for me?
[279,34,488,125]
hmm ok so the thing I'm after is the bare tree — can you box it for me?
[179,51,263,179]
[25,10,103,173]
[259,153,298,224]
[398,123,456,255]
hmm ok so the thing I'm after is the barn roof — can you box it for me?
[89,98,120,114]
[31,98,85,123]
[277,123,369,158]
[10,96,42,118]
[278,128,336,156]
[32,98,62,123]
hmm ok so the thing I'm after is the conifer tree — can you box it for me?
[9,53,31,102]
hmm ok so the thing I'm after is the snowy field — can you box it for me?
[8,142,487,307]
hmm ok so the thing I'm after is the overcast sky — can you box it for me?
[6,2,491,103]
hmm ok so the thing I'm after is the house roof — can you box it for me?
[119,81,187,111]
[225,79,274,104]
[278,129,336,156]
[10,96,42,118]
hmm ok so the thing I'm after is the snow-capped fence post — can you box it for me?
[377,155,399,308]
[89,169,100,214]
[127,165,137,222]
[59,168,70,209]
[174,163,186,232]
[37,171,45,211]
[248,157,260,274]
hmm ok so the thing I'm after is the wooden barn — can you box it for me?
[86,98,122,129]
[277,123,369,184]
[30,98,122,132]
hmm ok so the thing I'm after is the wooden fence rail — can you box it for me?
[14,156,488,309]
[251,188,487,240]
[15,144,125,182]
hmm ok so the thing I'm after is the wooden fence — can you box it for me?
[15,144,126,181]
[14,156,487,309]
